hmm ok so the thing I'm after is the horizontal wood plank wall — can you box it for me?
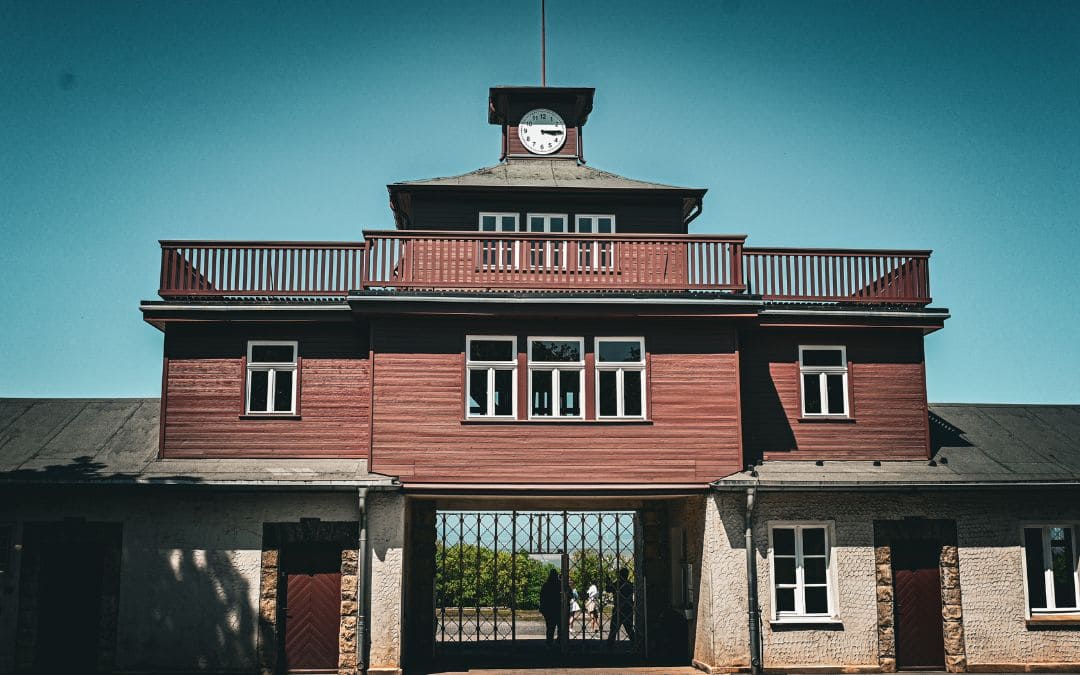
[507,126,579,158]
[161,325,370,458]
[408,194,686,234]
[740,329,929,461]
[370,318,742,484]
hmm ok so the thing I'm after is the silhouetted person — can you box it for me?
[539,569,561,647]
[606,567,635,646]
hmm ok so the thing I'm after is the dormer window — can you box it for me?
[246,341,298,414]
[799,346,849,417]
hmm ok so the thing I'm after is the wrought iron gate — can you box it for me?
[434,510,646,657]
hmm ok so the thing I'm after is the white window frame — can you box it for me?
[574,214,616,270]
[525,213,569,269]
[767,521,838,622]
[527,337,585,419]
[1022,524,1080,615]
[465,335,518,419]
[245,340,298,415]
[595,337,646,419]
[798,345,849,417]
[478,212,520,269]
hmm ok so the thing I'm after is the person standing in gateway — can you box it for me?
[606,567,635,646]
[539,569,562,648]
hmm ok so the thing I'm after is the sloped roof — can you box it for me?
[390,159,704,192]
[0,398,393,487]
[714,403,1080,489]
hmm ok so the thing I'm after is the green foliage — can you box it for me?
[568,548,634,594]
[435,542,555,609]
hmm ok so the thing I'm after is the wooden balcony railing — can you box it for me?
[361,230,747,292]
[742,247,931,304]
[156,236,932,305]
[158,241,366,297]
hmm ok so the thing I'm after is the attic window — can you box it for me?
[799,346,848,417]
[246,341,298,415]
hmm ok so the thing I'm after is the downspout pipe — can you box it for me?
[357,487,370,672]
[745,486,763,675]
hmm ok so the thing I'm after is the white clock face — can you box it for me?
[518,108,566,155]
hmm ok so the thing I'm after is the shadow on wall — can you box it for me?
[119,546,257,671]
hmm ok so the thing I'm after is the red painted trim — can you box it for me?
[158,356,169,458]
[584,348,596,419]
[295,354,303,417]
[516,342,527,421]
[368,323,376,467]
[239,353,247,417]
[732,332,743,469]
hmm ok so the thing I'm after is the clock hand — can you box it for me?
[540,129,563,136]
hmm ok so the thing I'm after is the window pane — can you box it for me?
[530,216,545,232]
[774,557,796,585]
[773,528,795,556]
[470,339,514,362]
[500,216,516,232]
[273,370,293,412]
[826,374,846,414]
[251,344,295,363]
[469,369,488,415]
[776,587,795,613]
[1025,528,1048,609]
[532,340,581,362]
[481,215,496,231]
[550,217,565,233]
[597,217,613,233]
[803,374,822,414]
[598,340,642,363]
[802,528,826,556]
[805,557,827,585]
[532,370,553,416]
[248,370,269,412]
[802,348,844,367]
[805,586,829,614]
[578,217,593,233]
[493,369,513,416]
[559,370,580,416]
[598,370,617,416]
[624,370,643,416]
[1051,527,1077,608]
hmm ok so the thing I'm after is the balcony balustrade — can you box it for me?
[157,232,931,305]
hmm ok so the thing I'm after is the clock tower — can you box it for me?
[488,86,595,162]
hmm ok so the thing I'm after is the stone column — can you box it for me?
[366,491,406,675]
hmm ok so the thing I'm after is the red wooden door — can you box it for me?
[893,540,945,670]
[283,547,342,673]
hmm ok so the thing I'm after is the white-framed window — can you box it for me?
[466,336,517,418]
[245,340,298,414]
[798,346,849,416]
[528,337,584,418]
[595,337,646,418]
[479,212,519,269]
[575,214,616,269]
[1023,525,1080,614]
[768,522,836,621]
[525,213,568,269]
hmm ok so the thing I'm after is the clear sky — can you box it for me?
[1,0,1078,403]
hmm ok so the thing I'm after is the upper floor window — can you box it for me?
[769,523,835,620]
[596,338,645,418]
[528,338,583,418]
[527,213,568,233]
[246,341,297,414]
[1024,525,1079,614]
[479,212,519,232]
[799,346,848,417]
[466,336,517,418]
[574,214,615,234]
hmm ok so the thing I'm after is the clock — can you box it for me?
[517,108,567,155]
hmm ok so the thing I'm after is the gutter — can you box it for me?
[357,487,371,672]
[745,485,763,675]
[710,479,1080,492]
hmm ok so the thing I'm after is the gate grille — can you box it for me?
[434,510,645,656]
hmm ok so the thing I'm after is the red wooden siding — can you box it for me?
[507,125,579,158]
[369,318,743,484]
[740,329,930,461]
[161,325,370,458]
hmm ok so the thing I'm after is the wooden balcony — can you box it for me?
[157,233,932,305]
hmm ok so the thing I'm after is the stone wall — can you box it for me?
[693,489,1080,672]
[0,488,360,674]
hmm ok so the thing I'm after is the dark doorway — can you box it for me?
[35,540,107,671]
[892,539,945,670]
[282,545,342,673]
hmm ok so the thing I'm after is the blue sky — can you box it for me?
[1,0,1077,402]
